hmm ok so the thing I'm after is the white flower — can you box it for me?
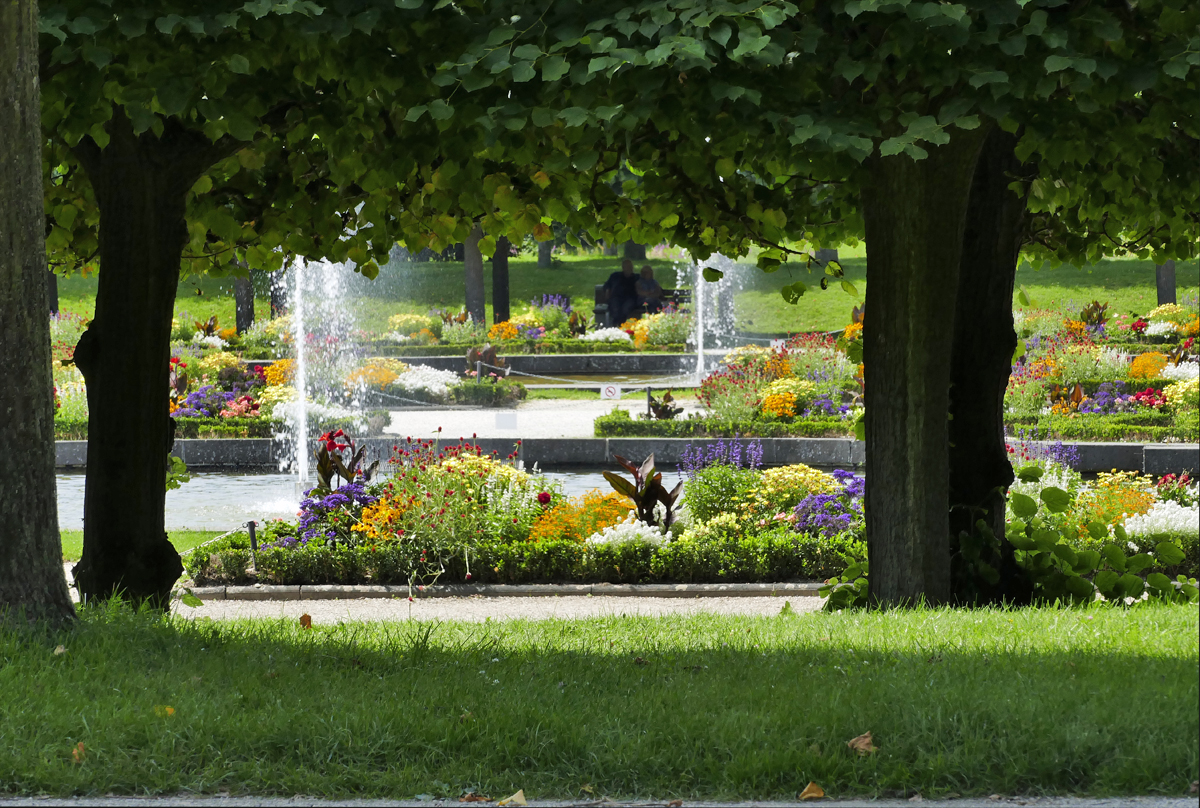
[384,331,414,344]
[579,328,633,343]
[393,365,460,398]
[1160,362,1199,381]
[586,513,667,546]
[1145,321,1178,337]
[191,332,227,349]
[1122,500,1200,537]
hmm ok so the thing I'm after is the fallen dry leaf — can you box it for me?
[846,731,878,756]
[153,705,176,718]
[908,794,924,802]
[53,645,67,656]
[71,742,85,763]
[634,656,648,666]
[798,781,825,800]
[497,789,527,806]
[668,800,683,807]
[1190,781,1198,795]
[459,793,491,803]
[299,613,313,630]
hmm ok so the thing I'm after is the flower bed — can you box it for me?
[601,301,1199,441]
[186,435,1198,591]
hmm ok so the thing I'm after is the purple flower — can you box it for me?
[678,438,764,478]
[793,470,864,538]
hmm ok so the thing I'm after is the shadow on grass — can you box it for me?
[2,602,1196,799]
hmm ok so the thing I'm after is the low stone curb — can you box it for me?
[3,796,1197,807]
[190,581,824,602]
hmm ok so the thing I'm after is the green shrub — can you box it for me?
[684,464,760,523]
[450,377,527,406]
[594,409,853,438]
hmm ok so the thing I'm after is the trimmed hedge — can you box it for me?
[185,530,862,587]
[366,341,688,357]
[594,409,854,438]
[55,414,380,441]
[1005,412,1197,442]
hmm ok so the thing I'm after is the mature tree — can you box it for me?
[1,0,76,623]
[436,0,1197,603]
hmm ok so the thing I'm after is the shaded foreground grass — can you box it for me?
[1,604,1196,799]
[58,530,220,562]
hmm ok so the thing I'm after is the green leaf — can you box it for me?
[1146,572,1173,594]
[511,61,536,82]
[969,71,1008,88]
[180,589,204,608]
[1039,487,1071,514]
[1009,492,1038,520]
[428,100,454,120]
[1115,573,1144,600]
[1031,529,1059,552]
[840,279,858,297]
[1012,339,1026,364]
[404,105,428,122]
[558,107,589,128]
[228,54,251,74]
[1064,575,1094,600]
[1093,570,1119,595]
[1052,544,1078,565]
[1085,521,1109,541]
[1044,55,1073,73]
[1126,553,1153,574]
[780,281,806,304]
[1101,545,1126,573]
[853,413,865,442]
[1155,541,1185,566]
[1016,464,1042,483]
[541,55,569,82]
[1008,531,1037,551]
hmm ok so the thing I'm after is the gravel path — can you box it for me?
[172,594,819,623]
[385,398,705,440]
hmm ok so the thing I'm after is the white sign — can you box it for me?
[495,412,518,430]
[770,339,786,350]
[600,384,622,400]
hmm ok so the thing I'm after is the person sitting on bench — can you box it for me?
[603,259,639,326]
[636,265,664,313]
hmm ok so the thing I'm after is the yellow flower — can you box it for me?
[1164,378,1199,411]
[842,321,863,341]
[488,320,520,341]
[345,358,410,390]
[194,350,240,379]
[388,312,435,333]
[761,392,797,418]
[264,358,295,387]
[1063,319,1086,337]
[1128,352,1168,380]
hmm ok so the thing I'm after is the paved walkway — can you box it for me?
[385,398,704,440]
[171,594,820,623]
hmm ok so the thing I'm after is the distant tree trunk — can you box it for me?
[537,240,553,268]
[464,224,485,323]
[861,127,989,608]
[270,268,287,317]
[1156,260,1176,306]
[492,236,510,324]
[0,0,76,623]
[47,270,59,315]
[623,241,647,261]
[69,107,231,607]
[603,240,618,256]
[948,129,1033,605]
[233,275,254,334]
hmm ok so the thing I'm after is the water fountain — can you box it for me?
[678,254,753,382]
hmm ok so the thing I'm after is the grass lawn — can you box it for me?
[54,251,1198,338]
[3,604,1195,799]
[58,531,221,563]
[524,387,697,401]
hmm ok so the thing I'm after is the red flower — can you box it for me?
[537,491,552,505]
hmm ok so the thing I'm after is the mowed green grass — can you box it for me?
[57,531,220,563]
[2,604,1195,798]
[54,251,1198,338]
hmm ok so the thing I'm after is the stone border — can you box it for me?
[56,437,1197,473]
[190,581,824,601]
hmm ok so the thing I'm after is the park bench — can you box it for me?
[592,285,693,327]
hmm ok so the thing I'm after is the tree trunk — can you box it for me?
[233,275,254,334]
[464,224,485,323]
[537,240,553,268]
[0,0,76,624]
[47,270,59,315]
[270,268,287,317]
[603,240,618,256]
[861,128,989,607]
[492,236,510,323]
[948,129,1033,605]
[623,241,647,261]
[1156,260,1176,306]
[70,109,209,607]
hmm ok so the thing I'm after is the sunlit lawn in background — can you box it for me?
[2,603,1195,799]
[54,252,1198,338]
[58,530,221,563]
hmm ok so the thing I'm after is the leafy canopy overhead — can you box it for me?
[38,0,1198,286]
